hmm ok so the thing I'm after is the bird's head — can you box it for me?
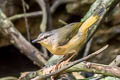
[32,32,53,45]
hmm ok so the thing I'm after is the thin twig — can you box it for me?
[45,0,53,30]
[83,38,93,57]
[58,19,68,25]
[8,11,42,20]
[21,0,30,41]
[33,45,108,80]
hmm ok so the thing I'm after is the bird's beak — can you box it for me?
[32,39,39,43]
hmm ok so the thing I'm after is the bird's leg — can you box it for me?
[56,53,77,70]
[50,54,76,80]
[55,55,67,70]
[59,53,77,69]
[49,56,66,80]
[49,53,76,80]
[66,53,76,62]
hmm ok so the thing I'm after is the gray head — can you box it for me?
[32,32,53,43]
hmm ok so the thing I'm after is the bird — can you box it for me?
[32,7,105,80]
[32,14,99,56]
[32,7,104,67]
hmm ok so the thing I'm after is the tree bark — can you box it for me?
[0,10,46,67]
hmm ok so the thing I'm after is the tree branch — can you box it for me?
[94,55,120,78]
[0,9,46,67]
[21,0,30,41]
[66,61,120,78]
[19,55,120,80]
[19,45,108,80]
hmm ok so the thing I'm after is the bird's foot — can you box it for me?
[43,61,69,80]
